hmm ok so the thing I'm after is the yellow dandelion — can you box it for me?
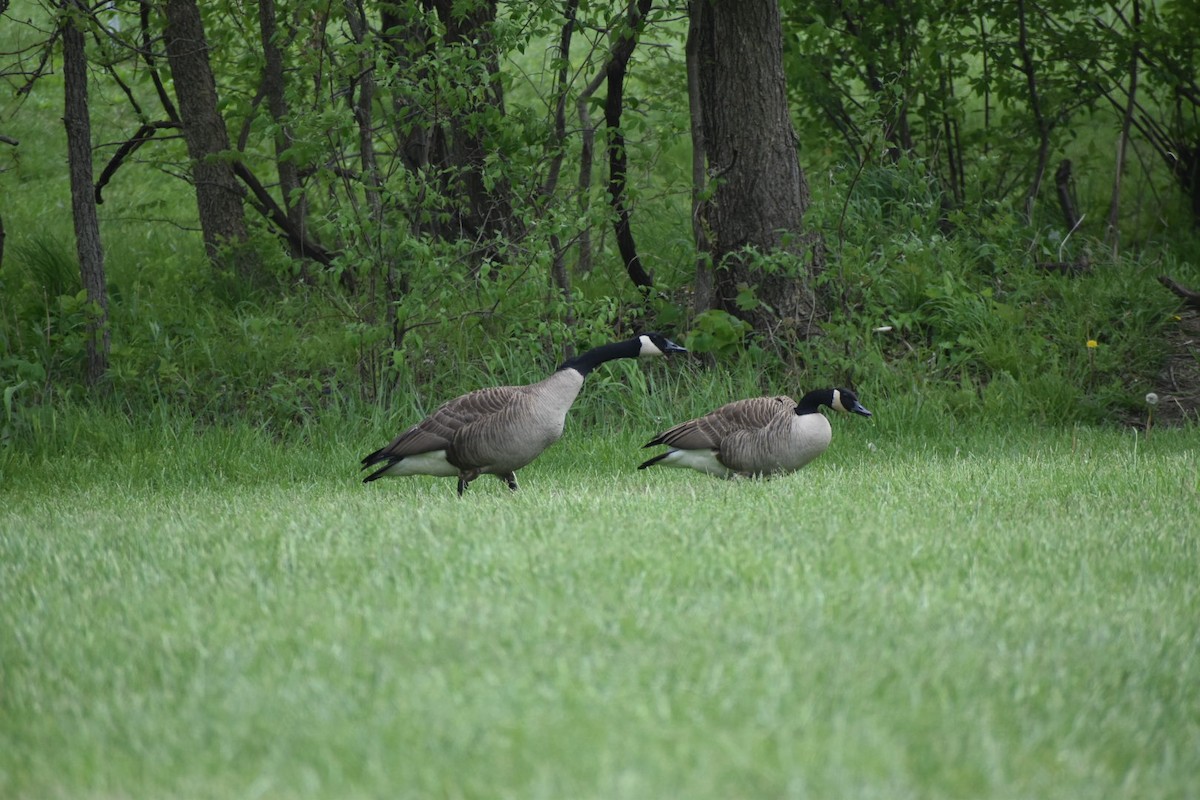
[1086,339,1098,348]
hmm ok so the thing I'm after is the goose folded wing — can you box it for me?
[645,396,795,449]
[378,385,521,457]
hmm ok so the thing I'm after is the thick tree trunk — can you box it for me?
[161,0,250,275]
[379,1,513,259]
[696,0,821,336]
[62,0,109,385]
[427,0,514,257]
[380,3,434,177]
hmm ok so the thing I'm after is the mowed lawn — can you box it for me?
[2,417,1197,799]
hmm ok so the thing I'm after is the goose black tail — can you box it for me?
[637,452,669,470]
[362,457,400,483]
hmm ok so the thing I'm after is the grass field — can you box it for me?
[2,412,1198,799]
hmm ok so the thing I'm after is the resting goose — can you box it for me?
[637,387,871,478]
[362,333,686,495]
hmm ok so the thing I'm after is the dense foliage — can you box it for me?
[1,0,1198,459]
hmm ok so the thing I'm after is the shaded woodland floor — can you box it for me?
[1151,298,1200,427]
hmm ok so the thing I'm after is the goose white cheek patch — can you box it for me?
[638,335,664,357]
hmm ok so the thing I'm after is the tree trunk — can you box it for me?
[605,0,655,293]
[62,0,109,385]
[1106,0,1139,254]
[344,0,399,346]
[257,0,308,262]
[545,0,578,321]
[687,0,712,315]
[426,0,515,259]
[380,3,434,177]
[1016,0,1051,225]
[696,0,821,336]
[161,0,250,275]
[575,68,607,275]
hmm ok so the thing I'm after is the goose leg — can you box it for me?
[497,472,519,492]
[457,469,483,498]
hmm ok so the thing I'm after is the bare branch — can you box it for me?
[94,120,180,204]
[1158,275,1200,310]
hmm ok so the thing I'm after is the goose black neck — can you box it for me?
[795,389,835,415]
[557,339,639,377]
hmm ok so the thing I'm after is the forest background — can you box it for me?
[2,0,1200,452]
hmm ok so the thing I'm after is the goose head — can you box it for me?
[637,332,688,357]
[831,388,872,417]
[796,387,873,417]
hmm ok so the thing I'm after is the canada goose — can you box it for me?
[637,387,871,478]
[362,333,687,495]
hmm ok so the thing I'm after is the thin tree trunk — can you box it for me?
[1106,0,1139,254]
[687,0,712,315]
[1055,158,1080,231]
[258,0,308,261]
[1016,0,1051,224]
[545,0,578,321]
[575,68,607,274]
[543,0,578,201]
[344,0,399,349]
[61,0,109,385]
[139,0,179,122]
[161,0,250,275]
[605,0,655,292]
[937,59,963,206]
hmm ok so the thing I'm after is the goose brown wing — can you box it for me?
[644,396,795,450]
[369,385,521,460]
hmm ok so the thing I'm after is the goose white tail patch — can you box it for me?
[659,449,735,478]
[381,450,460,478]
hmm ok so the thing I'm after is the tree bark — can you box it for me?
[161,0,250,275]
[696,0,821,335]
[687,0,712,315]
[1106,0,1139,255]
[1158,275,1200,311]
[575,68,608,275]
[1016,0,1051,225]
[545,0,578,320]
[427,0,514,258]
[380,3,434,176]
[1055,159,1080,231]
[605,0,655,292]
[61,0,109,385]
[257,0,308,261]
[345,0,400,344]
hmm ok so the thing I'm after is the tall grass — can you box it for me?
[2,411,1197,799]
